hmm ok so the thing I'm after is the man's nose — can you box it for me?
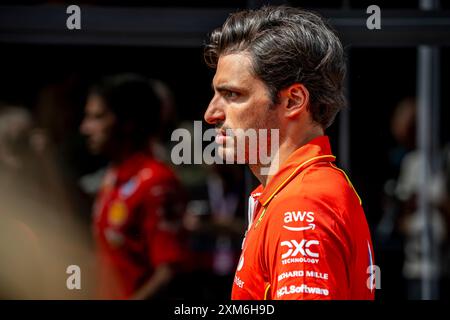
[204,96,225,125]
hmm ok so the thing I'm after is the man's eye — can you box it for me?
[225,91,239,99]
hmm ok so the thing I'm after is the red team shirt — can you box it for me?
[231,136,375,300]
[93,152,185,299]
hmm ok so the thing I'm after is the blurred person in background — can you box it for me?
[0,104,93,299]
[79,78,177,197]
[80,73,187,299]
[375,97,418,299]
[377,97,448,299]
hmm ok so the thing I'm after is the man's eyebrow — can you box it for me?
[213,83,242,92]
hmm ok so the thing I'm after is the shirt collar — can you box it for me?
[256,135,336,207]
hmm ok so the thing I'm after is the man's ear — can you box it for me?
[279,83,309,119]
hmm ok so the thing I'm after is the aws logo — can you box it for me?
[283,211,315,231]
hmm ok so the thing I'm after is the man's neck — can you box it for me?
[250,128,324,186]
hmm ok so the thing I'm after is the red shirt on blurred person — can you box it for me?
[80,74,186,299]
[93,152,186,299]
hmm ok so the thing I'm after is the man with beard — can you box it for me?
[203,6,375,300]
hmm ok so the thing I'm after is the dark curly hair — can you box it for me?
[204,6,346,129]
[89,73,161,149]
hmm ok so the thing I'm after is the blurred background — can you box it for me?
[0,0,449,300]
